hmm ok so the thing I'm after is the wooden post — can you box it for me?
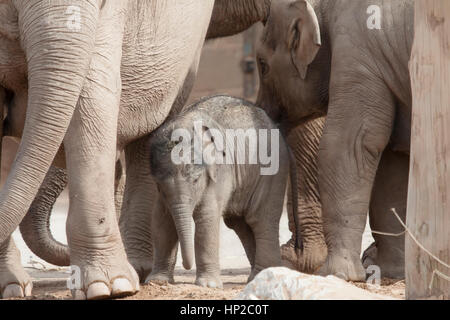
[407,0,450,300]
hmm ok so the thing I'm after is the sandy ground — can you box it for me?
[6,190,406,300]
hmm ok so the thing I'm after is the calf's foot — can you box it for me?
[129,257,153,283]
[145,271,174,284]
[195,274,223,289]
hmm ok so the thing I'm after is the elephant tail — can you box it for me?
[19,166,70,266]
[288,146,303,251]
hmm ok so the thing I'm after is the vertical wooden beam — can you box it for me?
[407,0,450,300]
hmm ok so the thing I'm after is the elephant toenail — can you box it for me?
[86,282,110,300]
[2,284,24,299]
[24,282,33,296]
[111,278,135,296]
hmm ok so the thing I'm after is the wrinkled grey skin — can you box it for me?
[256,0,412,280]
[8,0,273,286]
[0,0,216,300]
[281,118,327,274]
[148,96,291,288]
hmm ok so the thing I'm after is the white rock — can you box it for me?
[236,267,395,300]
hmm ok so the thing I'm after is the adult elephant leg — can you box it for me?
[0,237,32,299]
[119,137,155,283]
[318,54,396,281]
[64,4,138,300]
[65,86,139,299]
[283,117,327,274]
[362,147,408,279]
[146,198,178,284]
[0,89,32,299]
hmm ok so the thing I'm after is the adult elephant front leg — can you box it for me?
[64,6,138,300]
[318,50,396,281]
[363,147,408,279]
[283,117,327,274]
[120,137,156,283]
[0,237,32,299]
[0,0,103,299]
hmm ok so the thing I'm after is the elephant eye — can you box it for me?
[258,58,269,77]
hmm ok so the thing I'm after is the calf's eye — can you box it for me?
[258,58,269,77]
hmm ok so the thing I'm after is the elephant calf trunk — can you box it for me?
[19,166,70,266]
[171,205,195,270]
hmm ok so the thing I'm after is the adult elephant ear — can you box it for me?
[288,0,321,80]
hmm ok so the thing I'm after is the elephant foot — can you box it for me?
[129,257,153,283]
[145,272,175,284]
[362,242,405,279]
[0,239,33,299]
[0,264,33,299]
[69,248,139,300]
[195,274,223,289]
[281,238,328,274]
[317,249,366,282]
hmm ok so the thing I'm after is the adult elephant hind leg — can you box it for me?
[120,137,156,283]
[0,237,32,299]
[363,147,408,279]
[282,118,327,274]
[64,9,138,300]
[318,57,396,281]
[146,198,178,284]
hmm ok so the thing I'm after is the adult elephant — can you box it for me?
[0,0,273,299]
[0,0,219,300]
[256,0,413,281]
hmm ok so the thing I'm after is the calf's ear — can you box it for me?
[287,0,321,79]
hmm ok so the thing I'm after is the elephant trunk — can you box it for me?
[287,146,303,250]
[170,203,194,270]
[19,166,69,266]
[206,0,271,39]
[0,87,5,182]
[0,0,102,243]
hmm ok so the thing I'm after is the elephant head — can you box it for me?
[0,0,104,243]
[149,113,228,270]
[255,0,329,131]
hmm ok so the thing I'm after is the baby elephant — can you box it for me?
[147,95,300,288]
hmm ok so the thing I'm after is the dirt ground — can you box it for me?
[16,267,405,300]
[7,188,404,301]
